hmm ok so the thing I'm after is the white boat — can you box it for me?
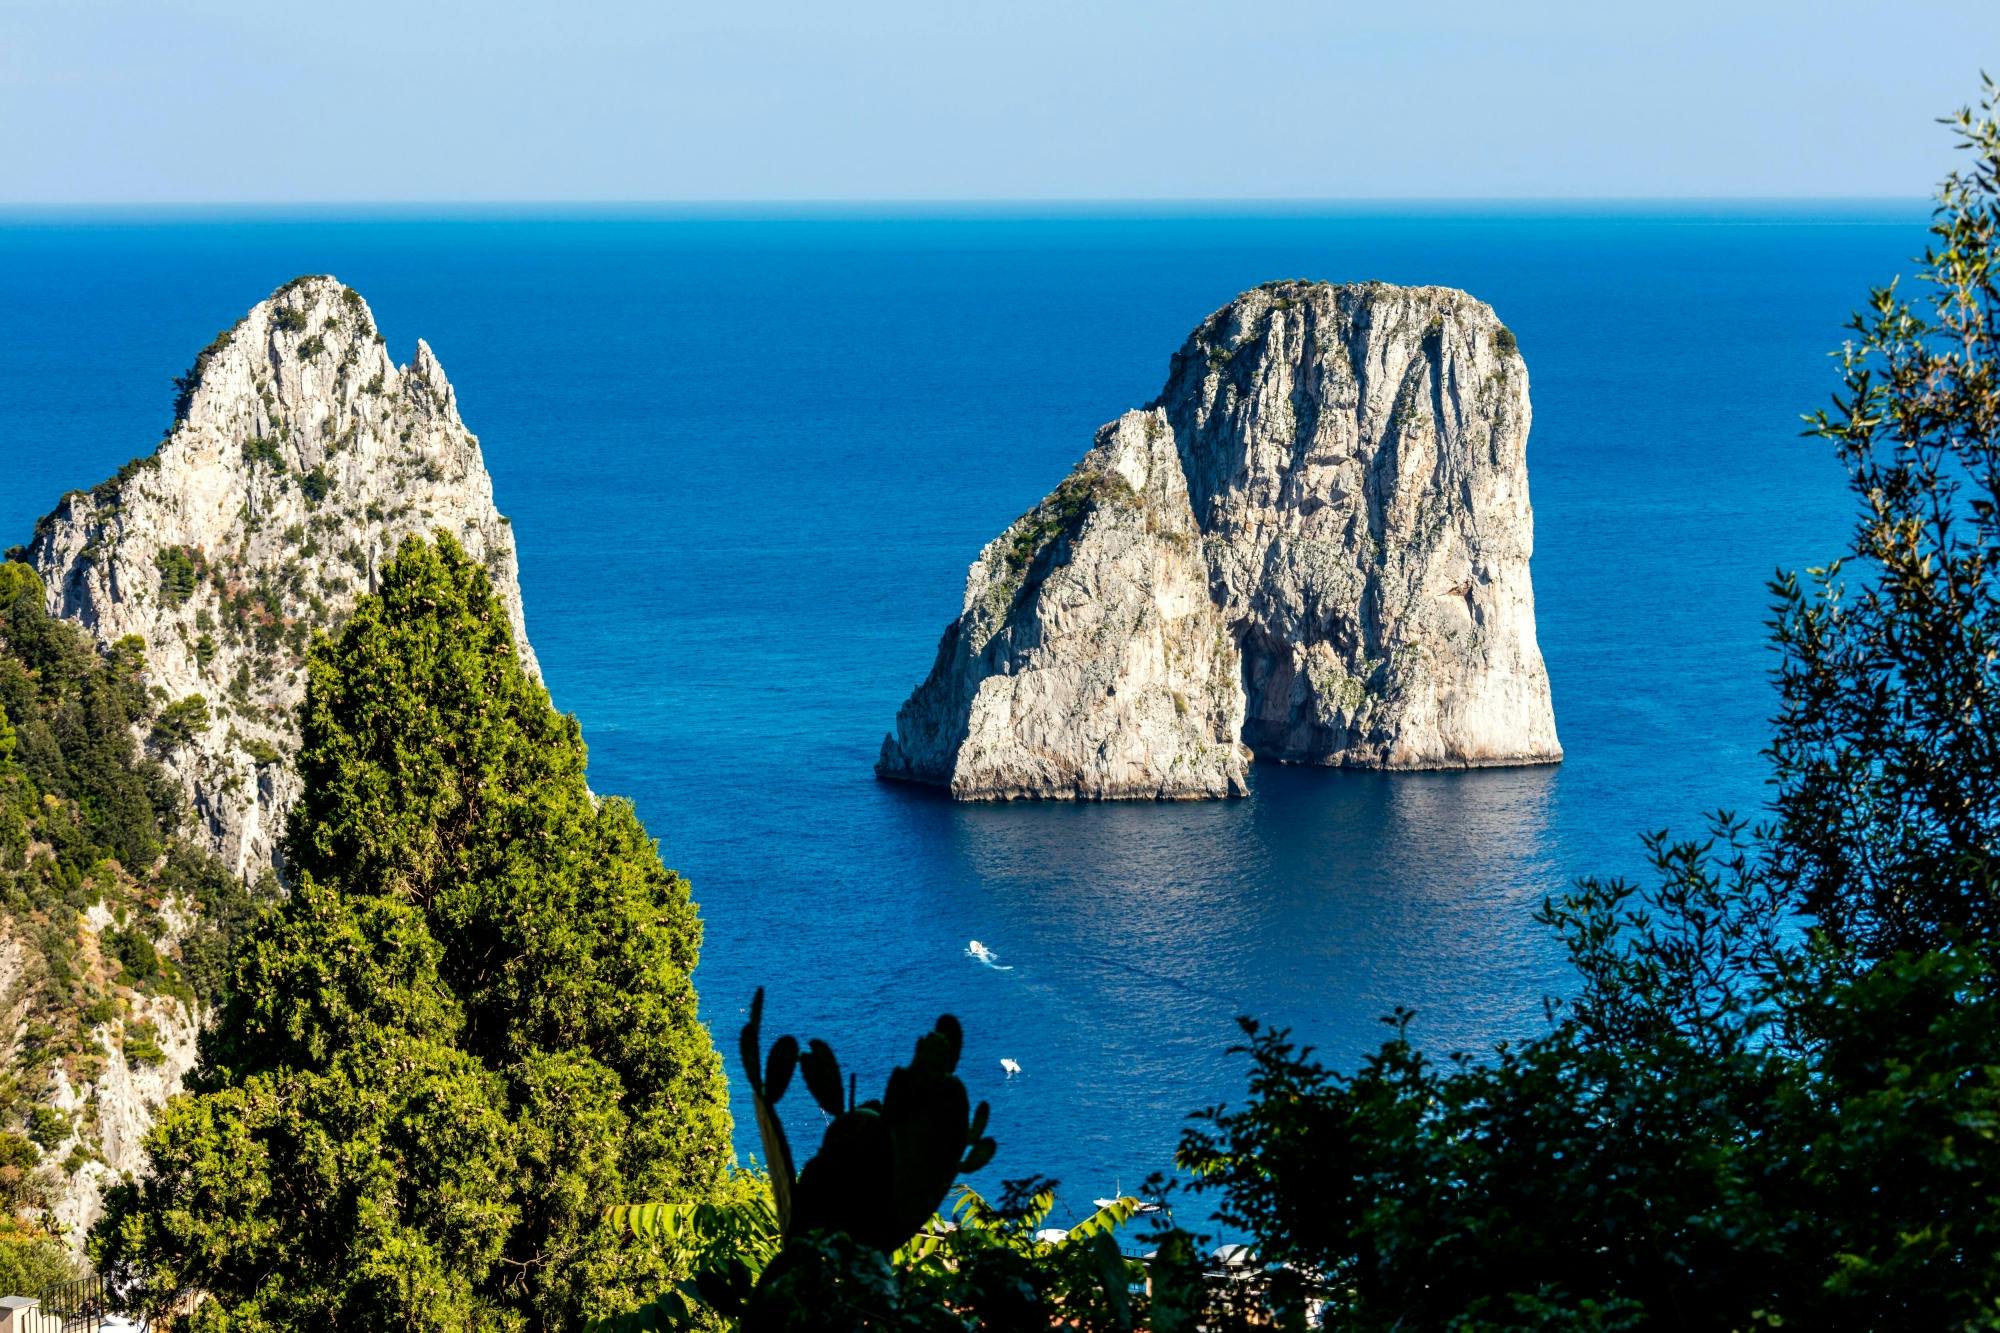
[1000,1057,1021,1076]
[965,939,1013,969]
[1093,1194,1160,1214]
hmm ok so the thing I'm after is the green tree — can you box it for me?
[0,1216,75,1304]
[149,694,210,751]
[153,547,199,607]
[0,563,176,877]
[97,534,733,1328]
[1177,81,2000,1330]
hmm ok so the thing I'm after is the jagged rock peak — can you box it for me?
[879,279,1561,800]
[25,274,538,876]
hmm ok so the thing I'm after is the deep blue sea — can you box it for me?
[0,204,1924,1229]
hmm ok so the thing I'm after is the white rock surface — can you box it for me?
[877,410,1250,799]
[26,274,537,877]
[43,990,202,1250]
[880,280,1561,798]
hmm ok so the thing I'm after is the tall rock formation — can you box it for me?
[25,274,536,878]
[879,280,1561,799]
[10,275,535,1245]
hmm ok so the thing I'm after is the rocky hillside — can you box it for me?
[3,275,535,1252]
[0,563,262,1262]
[879,280,1562,799]
[24,275,536,878]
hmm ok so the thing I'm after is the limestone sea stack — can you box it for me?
[25,275,537,877]
[878,280,1562,799]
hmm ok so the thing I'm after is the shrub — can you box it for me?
[153,547,197,607]
[149,694,209,750]
[1175,79,2000,1330]
[170,326,236,422]
[300,465,333,504]
[1001,470,1139,578]
[0,1219,75,1300]
[121,1020,165,1068]
[105,927,161,986]
[26,1106,68,1150]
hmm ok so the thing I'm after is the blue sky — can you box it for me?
[3,0,1995,203]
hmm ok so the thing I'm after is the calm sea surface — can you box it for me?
[0,205,1923,1227]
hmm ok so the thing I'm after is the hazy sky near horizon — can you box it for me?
[4,0,1996,204]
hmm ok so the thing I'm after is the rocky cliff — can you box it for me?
[879,280,1561,799]
[10,275,535,1248]
[26,274,536,877]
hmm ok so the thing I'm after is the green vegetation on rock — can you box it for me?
[1001,469,1138,578]
[153,547,198,607]
[239,438,282,471]
[0,561,265,1289]
[148,695,210,751]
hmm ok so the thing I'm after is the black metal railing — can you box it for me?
[36,1275,110,1331]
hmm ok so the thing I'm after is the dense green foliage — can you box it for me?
[1176,82,2000,1330]
[0,1217,76,1301]
[1,563,171,879]
[149,694,210,751]
[96,534,734,1329]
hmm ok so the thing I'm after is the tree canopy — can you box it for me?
[96,534,733,1329]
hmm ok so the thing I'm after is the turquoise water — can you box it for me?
[0,205,1921,1226]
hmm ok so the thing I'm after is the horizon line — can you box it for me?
[0,194,1933,216]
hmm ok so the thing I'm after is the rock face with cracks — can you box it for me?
[879,280,1561,799]
[26,274,537,877]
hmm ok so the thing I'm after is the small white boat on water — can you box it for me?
[966,939,1014,970]
[1000,1057,1022,1076]
[1104,1184,1168,1216]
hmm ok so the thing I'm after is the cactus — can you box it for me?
[739,986,996,1256]
[590,992,1181,1332]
